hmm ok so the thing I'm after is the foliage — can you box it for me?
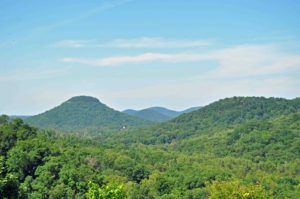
[0,115,9,125]
[0,97,300,198]
[25,96,152,132]
[86,181,126,199]
[207,180,271,199]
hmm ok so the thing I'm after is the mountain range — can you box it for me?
[25,96,300,137]
[115,96,300,144]
[25,96,201,131]
[2,95,300,198]
[123,106,201,122]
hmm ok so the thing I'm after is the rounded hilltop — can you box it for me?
[66,96,101,103]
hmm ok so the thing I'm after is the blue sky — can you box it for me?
[1,0,300,115]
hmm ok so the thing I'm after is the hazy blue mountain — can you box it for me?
[125,108,171,122]
[146,107,181,118]
[180,106,201,114]
[123,109,137,115]
[25,96,152,131]
[119,96,300,145]
[123,106,201,122]
[9,115,31,119]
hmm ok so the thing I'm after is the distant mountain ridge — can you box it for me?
[118,96,300,144]
[123,106,201,122]
[25,96,151,131]
[9,115,31,119]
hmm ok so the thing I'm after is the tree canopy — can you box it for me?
[1,96,300,198]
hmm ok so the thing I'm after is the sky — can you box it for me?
[1,0,300,115]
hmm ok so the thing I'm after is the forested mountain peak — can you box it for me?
[123,96,300,145]
[1,96,300,198]
[165,96,300,134]
[172,96,300,127]
[66,95,101,103]
[25,96,151,131]
[60,95,112,111]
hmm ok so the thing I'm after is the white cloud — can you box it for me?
[55,37,211,48]
[210,44,300,77]
[62,52,210,66]
[60,43,300,110]
[62,44,300,77]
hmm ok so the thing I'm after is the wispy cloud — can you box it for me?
[62,52,211,66]
[61,44,300,77]
[55,37,211,48]
[98,44,300,109]
[209,44,300,77]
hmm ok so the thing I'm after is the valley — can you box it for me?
[1,1,299,198]
[1,96,299,198]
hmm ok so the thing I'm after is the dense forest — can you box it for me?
[1,97,300,198]
[25,96,152,132]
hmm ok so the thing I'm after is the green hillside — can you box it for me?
[1,96,300,198]
[172,96,300,129]
[116,97,300,144]
[25,96,151,131]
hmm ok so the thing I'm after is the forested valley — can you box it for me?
[1,97,300,198]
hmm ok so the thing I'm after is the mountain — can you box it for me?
[9,115,31,119]
[123,107,180,122]
[123,106,201,122]
[118,96,300,144]
[123,109,137,115]
[147,107,181,118]
[25,96,151,131]
[124,108,172,122]
[170,96,300,130]
[1,96,300,198]
[180,106,201,114]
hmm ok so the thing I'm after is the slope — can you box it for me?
[116,96,300,144]
[124,107,176,122]
[180,106,201,114]
[123,106,201,122]
[1,103,299,198]
[25,96,151,131]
